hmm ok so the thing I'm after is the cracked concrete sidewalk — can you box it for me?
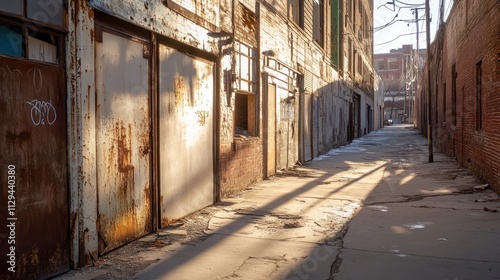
[57,125,500,280]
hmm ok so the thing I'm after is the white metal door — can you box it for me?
[95,31,152,253]
[159,44,214,226]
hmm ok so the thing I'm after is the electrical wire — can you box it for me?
[374,31,425,46]
[395,0,425,6]
[374,19,421,32]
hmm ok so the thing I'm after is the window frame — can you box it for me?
[234,40,259,137]
[313,0,324,46]
[289,0,304,29]
[0,1,66,30]
[0,16,65,65]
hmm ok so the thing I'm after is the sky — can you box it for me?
[373,0,454,54]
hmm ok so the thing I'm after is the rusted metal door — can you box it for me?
[0,57,69,279]
[267,83,277,176]
[158,44,214,226]
[95,31,152,254]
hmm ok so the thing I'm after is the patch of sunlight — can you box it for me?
[391,226,409,234]
[420,188,454,195]
[400,174,416,185]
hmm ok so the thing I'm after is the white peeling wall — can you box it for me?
[88,0,224,55]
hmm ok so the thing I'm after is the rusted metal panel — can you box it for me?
[95,31,152,254]
[0,57,69,279]
[67,0,100,267]
[159,44,214,227]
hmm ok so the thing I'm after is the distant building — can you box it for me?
[374,45,426,124]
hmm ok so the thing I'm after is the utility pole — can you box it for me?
[403,55,406,123]
[413,8,420,126]
[425,0,433,162]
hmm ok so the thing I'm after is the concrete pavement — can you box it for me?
[58,125,500,280]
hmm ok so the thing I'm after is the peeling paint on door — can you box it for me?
[95,31,152,254]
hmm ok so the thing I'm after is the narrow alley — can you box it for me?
[57,125,500,280]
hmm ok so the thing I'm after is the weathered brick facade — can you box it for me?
[416,0,500,193]
[219,0,379,197]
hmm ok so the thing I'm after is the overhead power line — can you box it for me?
[374,31,426,46]
[395,0,425,6]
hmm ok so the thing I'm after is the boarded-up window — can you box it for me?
[28,30,59,63]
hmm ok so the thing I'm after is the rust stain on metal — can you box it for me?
[0,57,69,279]
[5,131,31,143]
[174,76,184,105]
[196,110,209,126]
[116,122,134,173]
[139,118,150,158]
[161,217,178,227]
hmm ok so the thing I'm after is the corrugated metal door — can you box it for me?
[0,57,69,279]
[95,31,152,254]
[158,44,214,226]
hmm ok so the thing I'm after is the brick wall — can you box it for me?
[418,0,500,193]
[220,139,264,198]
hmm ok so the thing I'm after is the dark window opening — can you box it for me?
[234,93,256,136]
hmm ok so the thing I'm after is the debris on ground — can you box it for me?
[483,207,498,213]
[474,184,490,191]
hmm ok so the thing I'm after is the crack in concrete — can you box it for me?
[327,224,350,279]
[222,255,286,279]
